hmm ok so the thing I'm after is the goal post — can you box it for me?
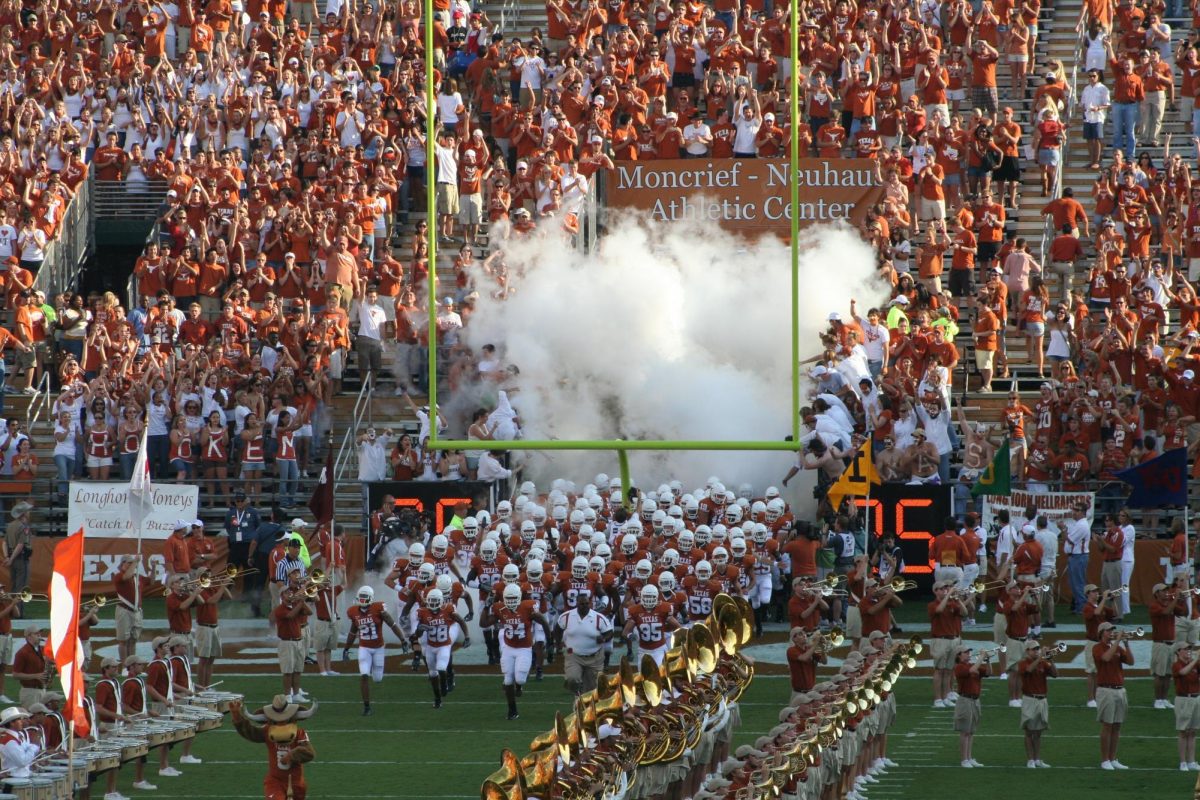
[419,0,807,498]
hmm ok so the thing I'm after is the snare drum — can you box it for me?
[47,757,89,790]
[1,778,53,800]
[82,749,122,772]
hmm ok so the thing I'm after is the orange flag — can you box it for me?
[46,528,88,737]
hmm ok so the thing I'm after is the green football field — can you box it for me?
[96,671,1197,800]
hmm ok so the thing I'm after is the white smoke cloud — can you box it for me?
[461,212,888,501]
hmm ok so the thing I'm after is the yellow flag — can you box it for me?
[826,441,880,510]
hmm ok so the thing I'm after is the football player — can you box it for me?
[480,584,552,719]
[410,589,470,709]
[343,586,406,716]
[622,585,681,667]
[468,540,506,664]
[682,560,722,627]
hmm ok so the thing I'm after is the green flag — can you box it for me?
[971,439,1011,497]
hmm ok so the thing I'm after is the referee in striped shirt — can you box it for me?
[275,538,308,584]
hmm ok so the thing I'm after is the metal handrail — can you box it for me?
[334,373,375,482]
[25,370,52,431]
[33,174,93,300]
[1039,18,1082,263]
[90,179,170,218]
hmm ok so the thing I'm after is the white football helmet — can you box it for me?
[575,541,592,558]
[519,480,536,498]
[476,510,492,528]
[621,534,640,556]
[526,558,544,580]
[583,508,598,525]
[532,506,548,525]
[552,505,568,523]
[737,483,754,500]
[750,501,767,521]
[588,555,605,575]
[668,504,683,520]
[695,525,712,547]
[711,524,728,544]
[425,588,444,611]
[766,498,786,523]
[569,509,585,530]
[724,505,743,525]
[494,523,511,540]
[640,585,660,608]
[417,563,436,585]
[480,540,499,563]
[710,482,727,504]
[595,543,612,563]
[435,574,454,594]
[502,563,521,584]
[668,480,683,498]
[683,496,699,520]
[356,585,374,606]
[463,517,480,539]
[660,548,679,569]
[695,560,713,581]
[624,519,643,538]
[503,582,522,611]
[752,524,770,544]
[640,499,656,521]
[595,473,610,490]
[711,547,729,566]
[677,531,695,554]
[651,509,666,532]
[408,543,425,562]
[431,534,449,558]
[520,520,537,542]
[730,538,748,558]
[571,556,590,579]
[635,558,654,580]
[658,571,677,594]
[496,500,513,521]
[764,486,781,502]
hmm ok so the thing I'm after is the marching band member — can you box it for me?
[1017,640,1057,768]
[1083,584,1119,707]
[94,657,132,800]
[411,588,470,709]
[1173,573,1200,647]
[999,582,1038,706]
[168,636,202,765]
[195,568,233,690]
[343,586,405,716]
[114,555,150,663]
[0,707,38,778]
[928,579,968,708]
[164,574,202,662]
[480,583,551,720]
[0,585,18,702]
[1172,642,1200,772]
[952,645,990,768]
[274,575,312,703]
[146,636,185,777]
[120,655,157,791]
[859,578,902,645]
[785,627,826,698]
[11,626,46,709]
[786,577,827,633]
[312,577,344,678]
[1150,582,1181,710]
[1094,621,1133,770]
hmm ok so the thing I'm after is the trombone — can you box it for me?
[970,578,1010,594]
[81,595,114,612]
[812,627,846,653]
[303,569,332,598]
[0,590,46,603]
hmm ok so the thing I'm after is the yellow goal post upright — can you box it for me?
[420,0,807,495]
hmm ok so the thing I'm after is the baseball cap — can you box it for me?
[1084,583,1099,593]
[1097,622,1116,633]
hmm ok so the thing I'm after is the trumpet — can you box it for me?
[1116,627,1145,640]
[303,570,332,598]
[812,628,846,652]
[1041,642,1069,660]
[976,646,1006,660]
[1102,586,1130,597]
[887,579,918,592]
[0,590,46,603]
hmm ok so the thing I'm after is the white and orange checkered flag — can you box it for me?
[46,527,89,737]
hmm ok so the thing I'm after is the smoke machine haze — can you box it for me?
[462,214,888,494]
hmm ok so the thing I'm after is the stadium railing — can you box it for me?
[33,174,94,299]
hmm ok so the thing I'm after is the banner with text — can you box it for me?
[607,158,884,233]
[980,490,1096,530]
[67,482,199,541]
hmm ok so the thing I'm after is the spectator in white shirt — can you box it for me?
[353,281,389,387]
[682,112,713,156]
[732,91,762,157]
[1058,504,1092,613]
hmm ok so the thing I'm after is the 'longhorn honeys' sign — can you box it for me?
[607,158,884,233]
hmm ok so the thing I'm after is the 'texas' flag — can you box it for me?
[1115,447,1188,508]
[46,528,89,737]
